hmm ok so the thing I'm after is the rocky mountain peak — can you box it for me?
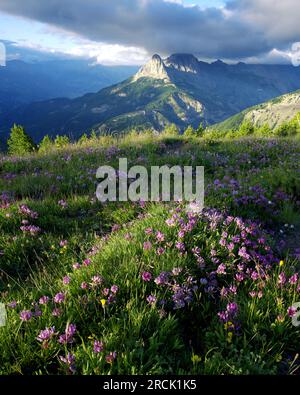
[164,53,200,74]
[133,54,170,82]
[212,59,227,67]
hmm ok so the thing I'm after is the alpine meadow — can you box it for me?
[0,0,300,381]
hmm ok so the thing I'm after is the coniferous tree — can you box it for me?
[238,120,255,136]
[54,135,70,148]
[79,133,88,145]
[196,122,205,137]
[39,135,53,153]
[163,123,180,136]
[7,124,35,155]
[184,125,197,137]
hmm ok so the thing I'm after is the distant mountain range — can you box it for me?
[0,59,138,118]
[2,53,300,142]
[213,90,300,130]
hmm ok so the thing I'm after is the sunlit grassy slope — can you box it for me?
[0,134,299,375]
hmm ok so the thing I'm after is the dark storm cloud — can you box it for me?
[0,0,299,60]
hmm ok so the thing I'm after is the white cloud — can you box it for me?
[0,0,299,64]
[67,42,149,65]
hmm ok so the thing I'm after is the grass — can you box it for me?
[0,134,299,375]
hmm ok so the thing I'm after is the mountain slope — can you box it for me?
[212,90,300,130]
[0,59,138,116]
[3,53,300,142]
[3,77,205,141]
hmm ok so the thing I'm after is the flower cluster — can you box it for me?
[19,204,38,219]
[142,267,198,310]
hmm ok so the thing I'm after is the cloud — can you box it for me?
[8,38,149,65]
[66,41,149,66]
[0,0,299,62]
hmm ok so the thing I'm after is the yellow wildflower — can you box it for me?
[275,354,282,363]
[191,354,202,364]
[224,321,234,331]
[100,299,106,307]
[227,332,233,343]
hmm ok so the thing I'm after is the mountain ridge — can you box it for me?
[2,53,300,142]
[0,58,138,118]
[212,90,300,131]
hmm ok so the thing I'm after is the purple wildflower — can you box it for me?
[289,273,299,285]
[59,323,77,344]
[20,310,32,322]
[143,241,152,251]
[147,295,157,305]
[238,247,250,261]
[175,242,185,252]
[20,225,41,235]
[112,224,121,232]
[178,230,185,239]
[229,285,237,295]
[235,273,245,282]
[257,291,263,298]
[156,247,165,255]
[278,272,286,286]
[105,352,117,364]
[39,296,49,305]
[226,302,238,317]
[217,264,226,275]
[166,218,176,227]
[154,272,169,285]
[287,306,297,317]
[91,275,103,286]
[251,271,259,281]
[218,311,229,322]
[63,276,71,285]
[111,285,119,294]
[59,353,76,373]
[7,300,17,309]
[19,204,38,219]
[34,308,42,317]
[156,231,165,242]
[37,327,56,342]
[141,272,152,282]
[83,258,91,266]
[54,292,65,304]
[172,267,183,276]
[52,308,61,317]
[58,200,68,209]
[93,340,104,354]
[227,242,235,252]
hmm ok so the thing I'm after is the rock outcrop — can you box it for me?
[133,54,170,82]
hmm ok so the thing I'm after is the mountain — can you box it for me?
[212,90,300,130]
[2,53,300,142]
[0,59,138,117]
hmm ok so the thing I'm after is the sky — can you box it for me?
[0,0,299,65]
